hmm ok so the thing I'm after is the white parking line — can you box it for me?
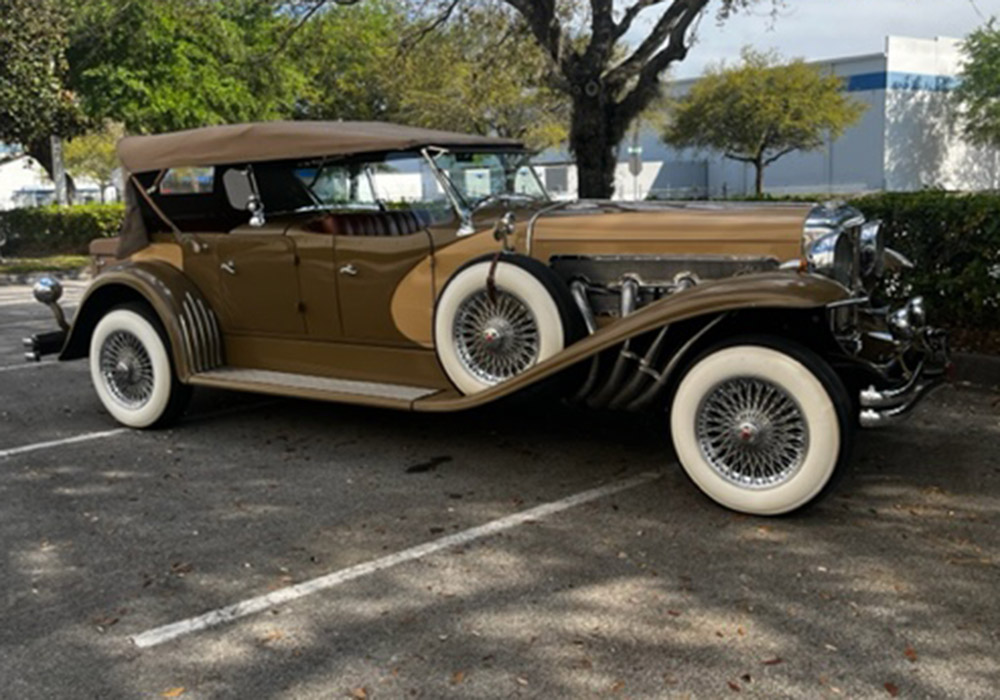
[0,427,130,459]
[0,401,276,459]
[0,362,52,373]
[131,471,662,649]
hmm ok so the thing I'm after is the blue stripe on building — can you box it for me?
[845,71,959,92]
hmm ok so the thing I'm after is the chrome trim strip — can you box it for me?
[626,313,728,411]
[569,281,597,335]
[525,200,572,256]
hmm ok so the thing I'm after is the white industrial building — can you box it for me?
[537,36,996,199]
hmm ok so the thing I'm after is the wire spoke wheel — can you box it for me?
[453,288,540,385]
[98,329,155,409]
[695,377,809,489]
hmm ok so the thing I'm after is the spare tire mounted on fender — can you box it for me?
[434,254,582,395]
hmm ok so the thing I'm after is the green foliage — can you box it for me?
[0,0,84,147]
[0,256,90,275]
[68,0,298,133]
[851,191,1000,336]
[66,0,302,133]
[954,20,1000,150]
[663,48,867,194]
[290,0,403,122]
[0,203,123,257]
[288,1,568,150]
[64,121,123,193]
[392,3,569,150]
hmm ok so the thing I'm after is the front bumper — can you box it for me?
[834,296,951,428]
[858,338,950,427]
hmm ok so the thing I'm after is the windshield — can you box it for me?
[432,151,548,209]
[251,150,548,218]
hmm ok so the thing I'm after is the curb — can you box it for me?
[954,352,1000,390]
[0,269,91,287]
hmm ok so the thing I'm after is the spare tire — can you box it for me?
[434,255,582,395]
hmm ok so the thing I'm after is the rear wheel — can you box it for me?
[669,337,852,515]
[89,303,190,428]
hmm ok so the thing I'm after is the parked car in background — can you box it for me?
[25,121,949,515]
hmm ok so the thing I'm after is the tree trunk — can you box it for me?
[753,157,764,196]
[27,138,76,204]
[569,93,620,200]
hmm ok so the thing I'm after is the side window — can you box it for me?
[294,165,377,209]
[159,167,214,195]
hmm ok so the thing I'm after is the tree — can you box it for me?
[954,21,1000,151]
[0,0,84,184]
[66,0,304,134]
[64,121,124,201]
[393,2,569,150]
[663,48,866,195]
[345,0,767,198]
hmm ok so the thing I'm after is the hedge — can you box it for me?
[0,203,124,257]
[851,192,1000,344]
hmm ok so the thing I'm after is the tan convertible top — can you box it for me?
[118,121,523,173]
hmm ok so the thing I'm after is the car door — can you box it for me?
[334,218,435,345]
[213,224,305,336]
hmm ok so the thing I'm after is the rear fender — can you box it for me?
[59,261,223,381]
[416,271,850,411]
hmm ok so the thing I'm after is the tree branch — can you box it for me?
[607,0,707,87]
[614,0,708,125]
[269,0,361,58]
[583,0,615,65]
[504,0,563,65]
[399,0,462,54]
[613,0,669,41]
[763,146,797,166]
[724,152,756,163]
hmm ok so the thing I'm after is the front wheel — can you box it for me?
[89,303,190,428]
[669,338,853,516]
[434,256,581,395]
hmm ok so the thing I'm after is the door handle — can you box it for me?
[339,263,358,276]
[221,260,237,275]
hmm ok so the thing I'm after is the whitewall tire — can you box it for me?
[435,258,574,395]
[669,340,851,516]
[89,304,187,428]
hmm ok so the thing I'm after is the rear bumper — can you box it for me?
[23,330,67,362]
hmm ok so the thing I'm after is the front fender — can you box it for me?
[60,261,223,381]
[416,271,850,411]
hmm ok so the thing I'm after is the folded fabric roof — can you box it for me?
[117,121,523,173]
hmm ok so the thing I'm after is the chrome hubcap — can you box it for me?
[696,377,809,489]
[454,289,540,385]
[99,330,155,409]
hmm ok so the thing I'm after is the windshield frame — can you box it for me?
[421,146,550,220]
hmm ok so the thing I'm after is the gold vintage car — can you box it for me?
[25,121,949,515]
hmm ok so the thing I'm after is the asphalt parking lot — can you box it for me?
[1,281,999,699]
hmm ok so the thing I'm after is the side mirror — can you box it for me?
[223,167,266,227]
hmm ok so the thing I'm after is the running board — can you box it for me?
[189,367,440,409]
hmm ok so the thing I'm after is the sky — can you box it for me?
[626,0,1000,79]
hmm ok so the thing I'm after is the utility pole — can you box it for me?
[51,135,68,206]
[627,128,643,201]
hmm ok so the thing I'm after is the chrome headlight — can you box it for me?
[859,220,884,280]
[806,231,853,288]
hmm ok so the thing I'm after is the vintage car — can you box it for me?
[25,121,949,515]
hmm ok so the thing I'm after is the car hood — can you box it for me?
[527,201,814,262]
